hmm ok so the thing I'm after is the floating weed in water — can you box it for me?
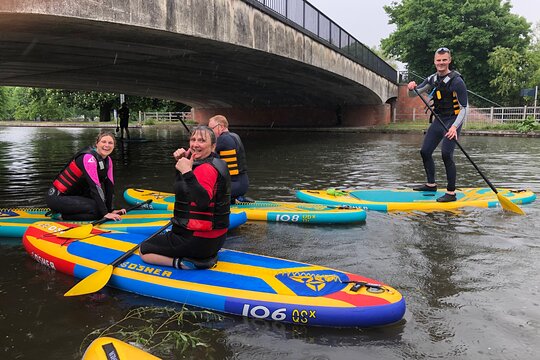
[80,306,223,357]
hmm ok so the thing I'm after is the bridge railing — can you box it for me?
[139,111,192,123]
[396,107,540,126]
[243,0,397,83]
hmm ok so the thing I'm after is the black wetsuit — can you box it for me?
[414,71,468,192]
[118,105,129,129]
[45,148,115,220]
[140,155,231,261]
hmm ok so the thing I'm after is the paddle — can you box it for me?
[56,199,153,239]
[64,220,172,297]
[178,116,191,133]
[414,88,524,215]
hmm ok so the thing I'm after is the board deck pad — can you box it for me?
[296,188,536,212]
[124,188,366,224]
[23,221,405,328]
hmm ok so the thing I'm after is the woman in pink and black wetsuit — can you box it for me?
[45,131,126,221]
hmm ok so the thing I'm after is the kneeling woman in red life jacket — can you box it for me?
[45,131,126,221]
[140,126,231,270]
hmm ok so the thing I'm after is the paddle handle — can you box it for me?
[110,220,172,268]
[91,199,153,226]
[178,117,191,133]
[413,88,499,194]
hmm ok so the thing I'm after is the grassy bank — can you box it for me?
[374,120,540,136]
[2,119,539,137]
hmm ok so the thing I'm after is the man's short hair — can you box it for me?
[209,115,229,128]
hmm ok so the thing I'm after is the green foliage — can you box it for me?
[0,86,191,121]
[516,116,540,133]
[488,46,535,105]
[530,23,540,90]
[54,90,191,116]
[0,88,8,118]
[382,0,531,106]
[80,306,223,358]
[375,120,540,133]
[54,90,118,110]
[11,87,75,120]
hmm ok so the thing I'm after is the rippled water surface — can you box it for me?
[1,126,539,359]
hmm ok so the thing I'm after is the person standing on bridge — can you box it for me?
[208,115,251,203]
[407,47,468,202]
[117,102,131,140]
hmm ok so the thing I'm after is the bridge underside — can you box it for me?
[0,14,391,126]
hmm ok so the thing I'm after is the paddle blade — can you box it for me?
[64,265,114,297]
[497,193,525,215]
[56,224,94,239]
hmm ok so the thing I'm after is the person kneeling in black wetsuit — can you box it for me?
[45,131,126,221]
[140,126,231,270]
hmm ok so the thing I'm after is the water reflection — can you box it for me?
[1,126,539,359]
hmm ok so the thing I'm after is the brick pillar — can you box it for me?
[193,104,392,127]
[395,84,430,122]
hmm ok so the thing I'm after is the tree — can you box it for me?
[382,0,531,106]
[487,47,534,105]
[52,90,191,121]
[530,23,540,89]
[0,86,191,122]
[0,87,7,119]
[11,87,74,121]
[54,90,118,122]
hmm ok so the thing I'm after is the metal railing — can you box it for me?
[467,107,539,124]
[396,106,540,126]
[242,0,397,83]
[139,111,192,123]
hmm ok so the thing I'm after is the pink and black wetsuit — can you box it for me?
[45,147,115,220]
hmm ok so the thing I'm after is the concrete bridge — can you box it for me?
[0,0,398,127]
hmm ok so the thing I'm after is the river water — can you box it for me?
[0,126,539,360]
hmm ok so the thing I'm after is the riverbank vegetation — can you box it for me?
[0,86,190,122]
[376,116,540,133]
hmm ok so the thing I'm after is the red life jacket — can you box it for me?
[172,156,231,232]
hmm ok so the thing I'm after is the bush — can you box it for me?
[516,116,540,133]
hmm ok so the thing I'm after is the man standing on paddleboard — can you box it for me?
[407,47,468,202]
[118,102,131,140]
